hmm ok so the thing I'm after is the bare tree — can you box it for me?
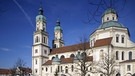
[74,36,93,76]
[95,45,117,76]
[54,69,59,76]
[10,58,26,76]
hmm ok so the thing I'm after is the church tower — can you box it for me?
[52,19,64,48]
[32,6,50,76]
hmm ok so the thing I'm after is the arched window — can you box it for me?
[100,50,104,60]
[116,51,119,60]
[35,36,40,43]
[70,54,75,58]
[46,67,48,72]
[122,51,124,60]
[60,55,65,59]
[71,65,74,72]
[65,66,68,73]
[129,51,132,60]
[116,34,119,43]
[52,56,55,60]
[121,35,125,43]
[90,67,92,71]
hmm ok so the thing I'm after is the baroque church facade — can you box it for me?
[32,6,135,76]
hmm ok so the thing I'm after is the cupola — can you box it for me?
[52,54,61,64]
[98,8,124,29]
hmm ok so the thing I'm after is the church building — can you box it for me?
[32,6,135,76]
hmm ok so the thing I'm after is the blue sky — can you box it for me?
[0,0,135,69]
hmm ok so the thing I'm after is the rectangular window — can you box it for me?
[50,67,52,73]
[127,65,131,71]
[122,37,124,43]
[107,17,109,20]
[35,49,38,53]
[35,59,37,65]
[112,17,114,20]
[35,69,37,73]
[43,37,45,43]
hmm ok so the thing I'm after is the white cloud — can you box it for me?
[0,48,10,51]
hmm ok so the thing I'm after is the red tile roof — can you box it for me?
[43,60,52,65]
[21,67,32,73]
[84,56,93,62]
[94,37,112,47]
[50,42,90,55]
[43,56,93,65]
[0,68,11,74]
[61,58,74,64]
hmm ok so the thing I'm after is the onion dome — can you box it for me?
[52,54,61,62]
[98,21,124,29]
[36,7,46,21]
[54,19,62,32]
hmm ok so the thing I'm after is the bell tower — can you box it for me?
[52,19,64,48]
[32,6,50,76]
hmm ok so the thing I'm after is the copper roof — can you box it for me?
[43,56,93,66]
[0,68,11,74]
[94,37,112,47]
[50,42,90,55]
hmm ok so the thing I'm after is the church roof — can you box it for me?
[43,56,93,65]
[98,21,124,29]
[50,42,90,55]
[61,58,74,64]
[43,60,52,65]
[94,37,112,47]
